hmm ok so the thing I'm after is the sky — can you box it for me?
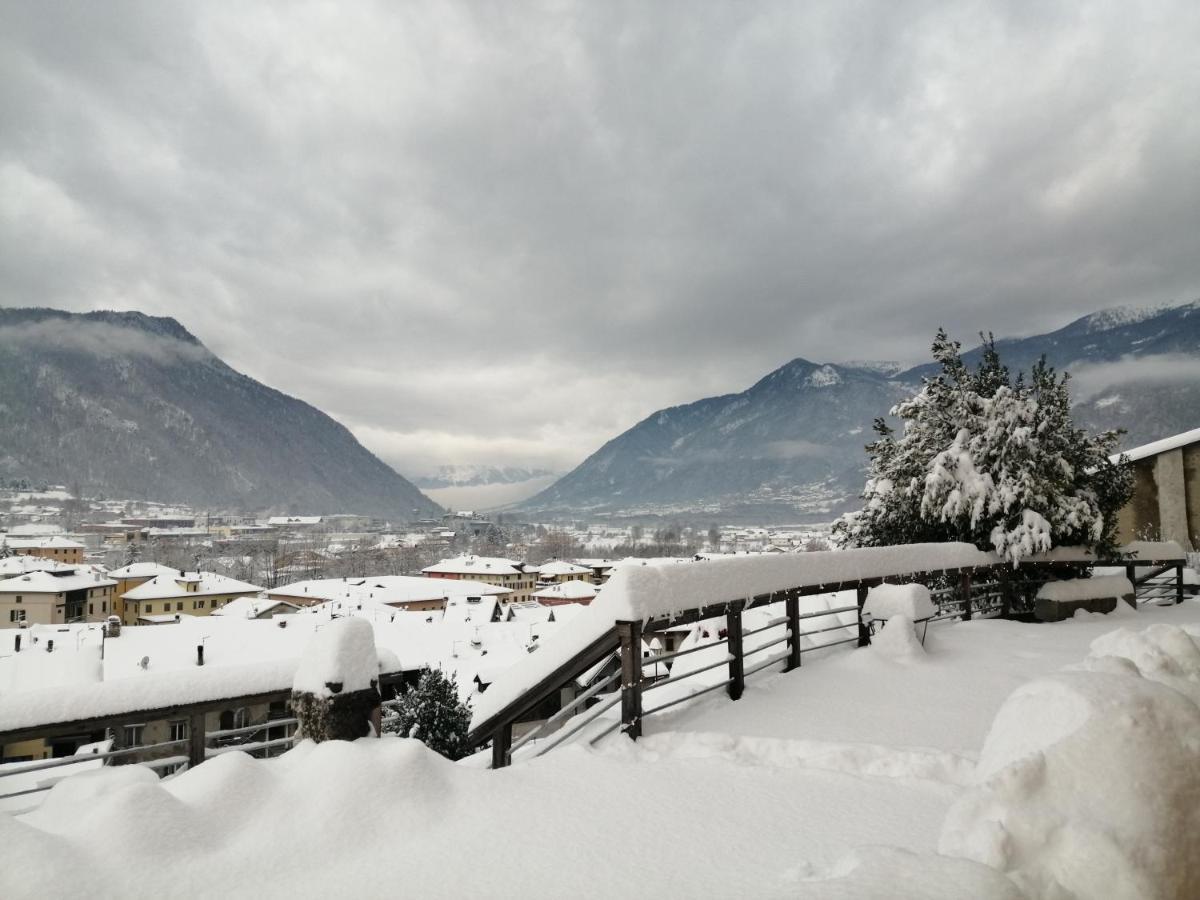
[2,1,1198,480]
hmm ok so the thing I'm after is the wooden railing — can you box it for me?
[471,550,1191,767]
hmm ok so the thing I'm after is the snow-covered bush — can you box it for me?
[834,331,1132,564]
[383,668,472,761]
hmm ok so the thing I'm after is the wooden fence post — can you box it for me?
[491,721,513,769]
[617,620,644,739]
[999,568,1012,618]
[727,604,744,701]
[960,572,973,621]
[1177,564,1185,605]
[856,585,871,647]
[784,592,802,672]
[188,712,206,770]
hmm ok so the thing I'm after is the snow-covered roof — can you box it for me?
[0,555,77,578]
[267,516,323,526]
[0,569,116,594]
[210,596,302,619]
[108,562,185,580]
[532,580,598,601]
[268,575,511,606]
[1113,426,1200,464]
[536,561,593,577]
[122,572,262,601]
[423,555,524,576]
[0,535,86,550]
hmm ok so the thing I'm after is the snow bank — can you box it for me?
[1035,575,1133,602]
[863,583,936,622]
[0,736,1020,899]
[940,623,1200,899]
[293,618,378,697]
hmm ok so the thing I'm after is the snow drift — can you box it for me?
[940,623,1200,899]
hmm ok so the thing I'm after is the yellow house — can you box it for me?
[0,536,86,565]
[422,556,537,602]
[120,572,263,625]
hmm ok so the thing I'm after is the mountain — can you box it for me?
[525,360,912,522]
[412,465,559,489]
[0,308,441,519]
[523,300,1200,522]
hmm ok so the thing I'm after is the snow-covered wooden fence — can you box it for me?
[470,542,1191,767]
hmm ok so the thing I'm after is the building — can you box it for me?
[531,579,598,606]
[120,572,263,625]
[535,560,594,585]
[0,536,86,565]
[107,563,191,622]
[0,567,118,627]
[266,575,511,612]
[1113,427,1200,550]
[422,556,538,603]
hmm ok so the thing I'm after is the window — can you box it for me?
[88,603,94,615]
[9,610,25,623]
[124,724,145,747]
[168,720,188,742]
[176,601,183,611]
[14,596,21,604]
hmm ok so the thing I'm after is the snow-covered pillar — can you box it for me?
[291,618,381,743]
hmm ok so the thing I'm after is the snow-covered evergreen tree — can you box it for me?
[123,540,140,567]
[834,331,1132,563]
[383,668,472,760]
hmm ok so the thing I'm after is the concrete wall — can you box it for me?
[1116,439,1200,550]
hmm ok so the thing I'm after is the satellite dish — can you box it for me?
[139,656,150,670]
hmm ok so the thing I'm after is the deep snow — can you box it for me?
[4,595,1200,898]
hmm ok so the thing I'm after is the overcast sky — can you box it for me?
[2,1,1198,478]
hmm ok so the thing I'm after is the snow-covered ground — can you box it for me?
[4,598,1200,898]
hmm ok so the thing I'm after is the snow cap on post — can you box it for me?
[293,617,379,698]
[292,618,382,743]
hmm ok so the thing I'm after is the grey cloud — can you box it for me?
[1,1,1198,477]
[0,319,209,365]
[1071,355,1200,401]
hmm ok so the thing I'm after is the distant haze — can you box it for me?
[2,2,1198,475]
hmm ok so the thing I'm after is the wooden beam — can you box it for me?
[726,605,744,701]
[617,620,643,740]
[784,591,801,672]
[491,721,513,769]
[856,584,870,647]
[188,711,206,769]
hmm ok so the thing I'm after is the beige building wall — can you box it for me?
[1116,440,1199,550]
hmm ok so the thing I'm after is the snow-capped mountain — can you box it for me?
[412,465,559,489]
[522,300,1200,522]
[0,308,441,518]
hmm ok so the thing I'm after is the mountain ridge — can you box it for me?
[523,300,1200,522]
[0,307,441,519]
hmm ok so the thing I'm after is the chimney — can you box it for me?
[13,634,20,653]
[196,644,205,666]
[46,639,54,653]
